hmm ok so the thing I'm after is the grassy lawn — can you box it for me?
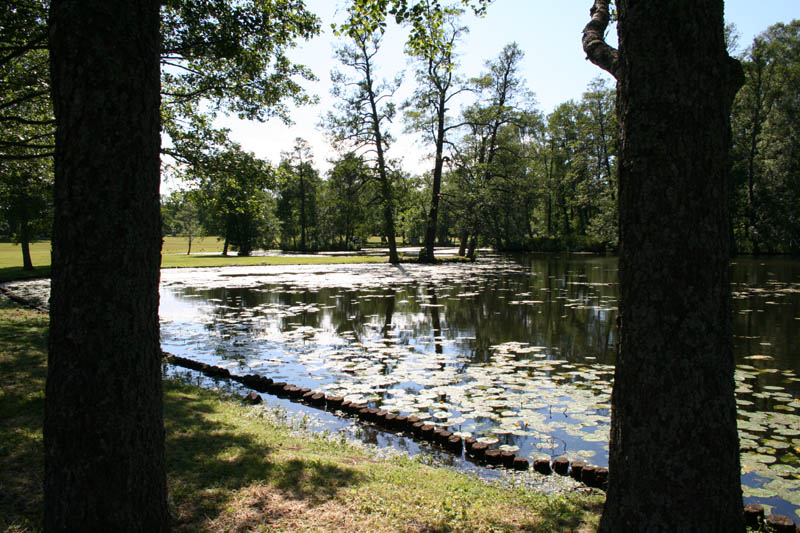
[0,242,51,283]
[162,235,225,255]
[0,297,603,532]
[0,239,468,282]
[161,253,389,268]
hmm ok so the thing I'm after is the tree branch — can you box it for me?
[582,0,619,79]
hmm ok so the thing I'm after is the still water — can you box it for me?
[159,254,800,518]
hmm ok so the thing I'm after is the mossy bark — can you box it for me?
[45,1,168,531]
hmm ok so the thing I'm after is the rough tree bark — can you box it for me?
[583,1,745,531]
[45,1,168,531]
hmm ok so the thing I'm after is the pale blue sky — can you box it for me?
[201,1,798,184]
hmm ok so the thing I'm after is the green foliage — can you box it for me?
[341,0,489,57]
[160,0,320,123]
[731,20,800,254]
[324,21,403,260]
[0,0,52,163]
[321,153,373,249]
[276,138,322,251]
[1,0,54,269]
[186,144,278,256]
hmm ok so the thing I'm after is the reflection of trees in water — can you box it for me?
[172,256,621,371]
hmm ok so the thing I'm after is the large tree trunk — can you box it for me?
[45,1,168,531]
[584,1,745,531]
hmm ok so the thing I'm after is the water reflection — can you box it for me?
[159,254,800,517]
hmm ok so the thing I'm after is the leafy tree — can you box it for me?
[583,0,745,530]
[1,1,54,269]
[162,190,202,253]
[190,144,277,256]
[578,77,617,248]
[731,20,800,253]
[447,43,534,257]
[0,0,52,163]
[276,138,321,252]
[45,1,168,530]
[326,23,401,262]
[403,7,468,262]
[0,155,52,270]
[324,152,372,249]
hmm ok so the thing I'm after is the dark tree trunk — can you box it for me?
[584,1,745,531]
[20,217,34,271]
[420,93,447,264]
[222,236,229,256]
[45,1,168,531]
[457,230,468,256]
[466,232,478,261]
[300,172,307,252]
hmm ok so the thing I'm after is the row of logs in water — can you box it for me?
[165,352,609,491]
[165,353,800,531]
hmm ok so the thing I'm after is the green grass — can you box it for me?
[0,239,470,280]
[161,253,390,268]
[162,236,225,255]
[0,242,51,283]
[0,297,603,532]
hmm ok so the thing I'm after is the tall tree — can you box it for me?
[450,43,532,257]
[583,1,745,530]
[326,24,401,263]
[46,1,168,531]
[325,152,372,249]
[404,8,467,263]
[277,138,320,252]
[731,20,800,254]
[190,144,277,256]
[0,154,52,270]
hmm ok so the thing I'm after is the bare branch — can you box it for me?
[582,0,619,79]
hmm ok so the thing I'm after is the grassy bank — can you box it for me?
[0,297,602,532]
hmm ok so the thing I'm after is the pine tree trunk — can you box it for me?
[590,1,745,530]
[45,1,168,531]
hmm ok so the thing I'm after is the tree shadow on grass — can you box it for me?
[164,381,366,530]
[0,266,50,284]
[0,303,48,531]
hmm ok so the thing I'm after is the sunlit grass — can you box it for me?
[0,239,470,283]
[0,242,51,283]
[162,236,225,255]
[161,254,389,268]
[0,297,603,532]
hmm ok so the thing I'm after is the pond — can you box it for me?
[157,254,800,519]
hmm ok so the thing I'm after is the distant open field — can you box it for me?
[0,242,51,282]
[0,239,393,282]
[162,235,225,254]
